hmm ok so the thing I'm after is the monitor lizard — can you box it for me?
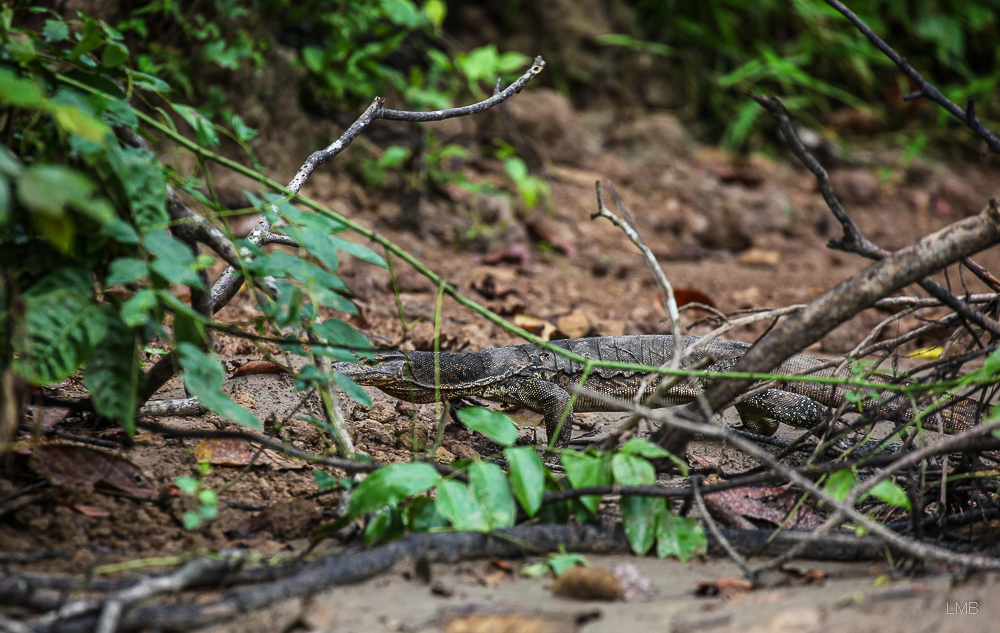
[332,334,982,447]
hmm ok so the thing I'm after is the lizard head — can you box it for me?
[332,351,436,401]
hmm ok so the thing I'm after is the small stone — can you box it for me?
[737,247,781,267]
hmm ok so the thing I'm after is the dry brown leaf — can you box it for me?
[551,566,624,601]
[32,444,156,499]
[232,360,286,377]
[194,438,256,466]
[513,314,558,341]
[703,486,822,530]
[62,501,112,518]
[476,243,532,266]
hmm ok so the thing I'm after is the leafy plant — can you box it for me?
[331,408,706,561]
[0,7,381,449]
[599,0,1000,150]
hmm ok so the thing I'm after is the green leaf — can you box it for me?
[230,113,257,142]
[382,0,426,28]
[311,469,338,490]
[621,495,664,556]
[870,479,911,510]
[100,218,140,244]
[656,511,706,562]
[364,507,398,545]
[49,101,112,144]
[13,269,108,384]
[548,553,589,576]
[101,41,129,67]
[611,452,656,486]
[0,69,45,108]
[436,479,490,531]
[560,450,611,513]
[313,318,372,359]
[130,70,170,92]
[333,372,372,408]
[172,104,219,148]
[327,234,388,268]
[468,461,516,529]
[349,462,441,517]
[176,342,261,429]
[504,446,545,516]
[456,407,519,447]
[621,437,671,458]
[621,438,687,475]
[174,476,199,495]
[520,562,550,578]
[19,164,115,226]
[43,19,70,43]
[83,312,140,435]
[405,495,449,532]
[106,257,148,286]
[106,145,167,229]
[423,0,446,29]
[824,469,857,504]
[120,288,157,327]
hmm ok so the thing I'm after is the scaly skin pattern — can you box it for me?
[332,335,982,447]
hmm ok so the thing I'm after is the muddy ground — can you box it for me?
[4,92,1000,632]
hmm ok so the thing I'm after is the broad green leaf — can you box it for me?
[313,318,373,359]
[13,269,108,384]
[611,452,656,486]
[120,288,157,327]
[457,407,519,447]
[333,372,372,408]
[504,446,545,516]
[106,145,167,229]
[405,495,449,532]
[0,69,45,108]
[106,257,148,286]
[870,479,911,510]
[436,479,490,531]
[100,218,140,244]
[560,450,611,513]
[468,461,516,529]
[382,0,426,28]
[130,70,170,92]
[84,312,140,435]
[230,114,257,142]
[311,469,338,490]
[621,495,664,556]
[349,462,440,517]
[423,0,446,28]
[43,19,69,43]
[824,469,857,504]
[101,41,129,67]
[364,507,400,545]
[327,234,388,268]
[621,437,671,458]
[621,437,687,475]
[19,164,114,225]
[176,342,261,429]
[656,511,706,562]
[172,104,219,147]
[49,101,111,144]
[548,553,589,576]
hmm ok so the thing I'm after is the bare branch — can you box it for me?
[823,0,1000,155]
[754,94,1000,338]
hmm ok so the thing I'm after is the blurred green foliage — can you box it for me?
[612,0,1000,149]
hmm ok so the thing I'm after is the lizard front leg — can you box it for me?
[485,376,574,446]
